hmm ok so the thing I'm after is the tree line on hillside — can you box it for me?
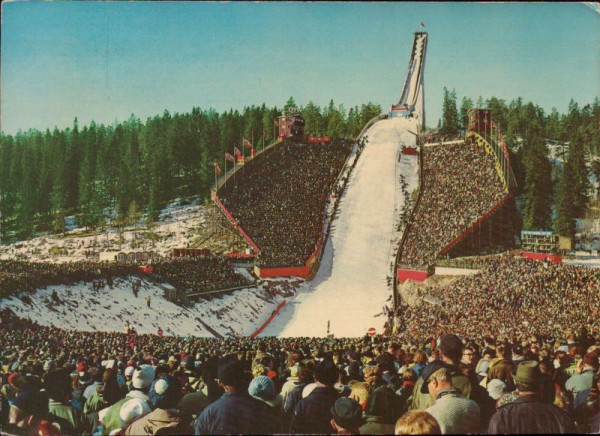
[441,88,599,240]
[0,99,381,243]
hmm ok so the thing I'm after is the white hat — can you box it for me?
[132,365,155,389]
[124,366,135,378]
[119,398,152,427]
[487,378,507,400]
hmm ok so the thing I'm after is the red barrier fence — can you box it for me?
[227,252,257,259]
[397,268,431,283]
[213,195,261,254]
[249,300,287,338]
[522,251,563,264]
[257,266,310,278]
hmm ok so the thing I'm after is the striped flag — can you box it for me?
[243,138,253,149]
[214,161,221,175]
[234,147,242,158]
[225,152,235,163]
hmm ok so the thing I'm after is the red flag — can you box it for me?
[251,148,256,158]
[213,161,221,175]
[234,147,242,158]
[129,332,136,350]
[243,138,253,149]
[225,152,235,163]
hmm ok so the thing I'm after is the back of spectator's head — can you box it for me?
[248,375,275,402]
[298,360,315,384]
[514,361,541,392]
[439,334,462,363]
[179,391,210,423]
[349,381,370,410]
[132,364,155,391]
[413,350,428,365]
[314,359,339,386]
[395,410,441,435]
[330,397,364,432]
[402,368,417,383]
[218,355,246,389]
[149,374,183,409]
[44,369,71,401]
[366,386,399,423]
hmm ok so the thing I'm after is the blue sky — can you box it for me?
[1,2,599,135]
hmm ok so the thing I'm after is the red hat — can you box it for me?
[76,361,87,372]
[8,372,19,386]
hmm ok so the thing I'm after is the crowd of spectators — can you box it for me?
[400,142,506,268]
[1,308,599,435]
[399,254,600,343]
[0,260,138,299]
[0,256,251,300]
[152,257,251,294]
[219,139,353,268]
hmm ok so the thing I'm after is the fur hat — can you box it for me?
[331,397,363,429]
[132,364,155,389]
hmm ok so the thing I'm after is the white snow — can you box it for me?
[259,117,420,338]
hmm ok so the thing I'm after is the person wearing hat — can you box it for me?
[330,397,364,434]
[290,359,342,434]
[284,360,316,419]
[345,349,363,382]
[359,384,400,435]
[485,344,515,391]
[100,364,155,435]
[566,351,599,399]
[421,361,480,435]
[192,354,282,435]
[124,374,191,435]
[487,360,576,434]
[249,375,283,410]
[409,335,473,411]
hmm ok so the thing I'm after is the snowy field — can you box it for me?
[260,117,420,338]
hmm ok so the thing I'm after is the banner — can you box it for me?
[225,152,235,163]
[243,138,253,149]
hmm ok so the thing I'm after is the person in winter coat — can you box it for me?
[100,364,155,435]
[125,374,192,435]
[359,385,399,435]
[284,360,315,418]
[45,369,85,435]
[290,359,341,434]
[192,355,283,435]
[487,361,577,434]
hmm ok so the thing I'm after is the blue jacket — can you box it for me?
[290,386,340,434]
[192,390,282,435]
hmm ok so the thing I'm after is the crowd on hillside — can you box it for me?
[0,260,138,299]
[400,142,506,268]
[398,255,600,343]
[1,307,599,435]
[0,256,249,300]
[152,257,251,294]
[219,140,353,268]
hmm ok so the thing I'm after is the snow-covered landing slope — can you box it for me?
[1,275,299,337]
[260,117,420,338]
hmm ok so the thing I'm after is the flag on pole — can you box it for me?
[242,138,253,149]
[213,161,221,175]
[225,152,235,163]
[234,147,242,158]
[250,148,256,158]
[420,21,425,28]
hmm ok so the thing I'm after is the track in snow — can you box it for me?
[260,117,419,337]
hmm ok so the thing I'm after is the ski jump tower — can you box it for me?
[390,31,428,129]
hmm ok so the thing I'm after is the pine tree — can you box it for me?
[459,97,474,131]
[523,136,553,230]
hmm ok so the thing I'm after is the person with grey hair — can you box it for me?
[421,361,480,434]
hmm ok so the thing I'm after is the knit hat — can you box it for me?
[132,364,155,389]
[420,360,449,394]
[149,375,182,409]
[331,397,363,429]
[179,391,210,421]
[8,372,19,386]
[218,355,245,387]
[124,366,135,378]
[248,375,275,401]
[487,379,507,400]
[583,351,599,369]
[314,359,339,386]
[439,334,462,361]
[514,361,541,390]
